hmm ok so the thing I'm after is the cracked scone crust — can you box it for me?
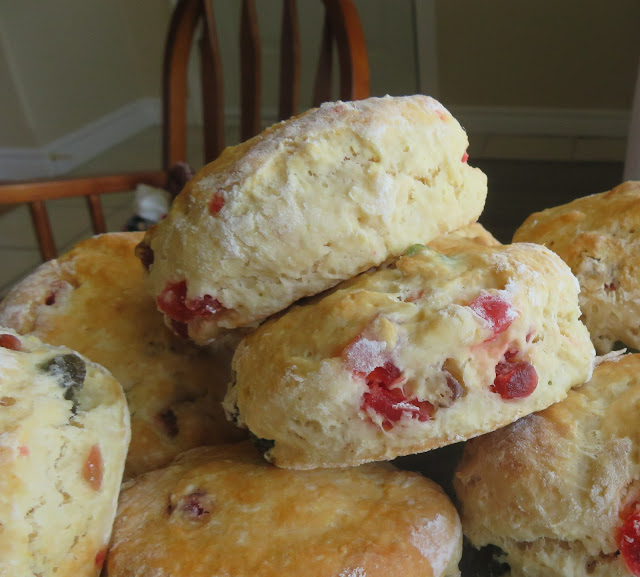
[224,242,595,469]
[107,442,462,577]
[0,329,129,577]
[454,353,640,577]
[140,95,488,344]
[513,180,640,354]
[0,233,246,478]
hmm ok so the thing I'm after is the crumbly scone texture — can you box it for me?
[0,329,130,577]
[141,95,488,344]
[454,353,640,577]
[513,180,640,354]
[225,242,595,469]
[427,222,501,253]
[107,442,462,577]
[0,233,246,478]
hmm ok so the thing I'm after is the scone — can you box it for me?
[224,242,595,469]
[0,329,129,577]
[455,353,640,577]
[139,95,488,344]
[428,222,501,253]
[0,233,246,478]
[513,180,640,354]
[106,442,462,577]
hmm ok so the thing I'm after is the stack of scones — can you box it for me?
[1,95,638,577]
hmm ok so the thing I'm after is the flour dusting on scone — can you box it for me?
[0,232,246,478]
[139,95,488,344]
[0,329,129,576]
[514,180,640,354]
[107,442,462,577]
[455,353,640,577]
[224,242,595,469]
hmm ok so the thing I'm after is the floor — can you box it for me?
[0,126,626,297]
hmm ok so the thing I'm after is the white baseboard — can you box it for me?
[45,98,161,175]
[0,100,629,180]
[0,98,161,181]
[0,148,54,180]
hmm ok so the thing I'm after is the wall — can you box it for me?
[0,0,169,146]
[0,28,35,148]
[0,0,637,177]
[436,0,639,110]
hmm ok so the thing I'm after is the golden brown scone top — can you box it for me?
[107,442,462,577]
[513,181,640,353]
[455,353,640,565]
[0,232,246,477]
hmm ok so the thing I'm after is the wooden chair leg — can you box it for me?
[29,201,57,262]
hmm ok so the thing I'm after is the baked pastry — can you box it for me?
[513,180,640,354]
[0,329,129,576]
[455,352,640,577]
[0,232,246,478]
[106,442,463,577]
[428,222,501,253]
[138,95,488,344]
[224,242,595,469]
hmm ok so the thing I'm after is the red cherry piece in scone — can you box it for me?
[462,152,469,163]
[361,362,434,430]
[0,334,21,351]
[469,292,517,337]
[95,548,108,569]
[620,509,640,576]
[83,444,104,491]
[491,359,538,399]
[157,280,224,323]
[209,193,225,215]
[171,490,216,521]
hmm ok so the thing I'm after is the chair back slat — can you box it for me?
[324,0,369,102]
[28,201,56,261]
[312,12,334,107]
[86,194,107,235]
[278,0,301,121]
[163,0,202,169]
[240,0,262,141]
[200,0,225,163]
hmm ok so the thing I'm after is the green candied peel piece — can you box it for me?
[404,244,427,256]
[39,353,86,409]
[404,243,453,262]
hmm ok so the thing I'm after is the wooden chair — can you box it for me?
[164,0,369,166]
[0,0,369,262]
